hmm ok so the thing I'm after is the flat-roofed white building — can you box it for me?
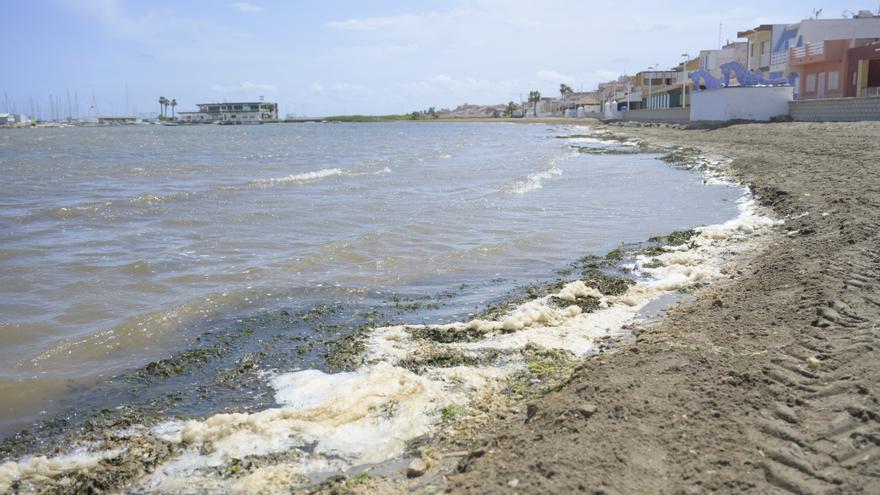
[178,101,278,123]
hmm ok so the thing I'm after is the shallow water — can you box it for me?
[0,122,740,434]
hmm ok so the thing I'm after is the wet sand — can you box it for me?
[447,121,880,493]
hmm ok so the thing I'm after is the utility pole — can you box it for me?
[681,53,690,108]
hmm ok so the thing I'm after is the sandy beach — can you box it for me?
[446,121,880,494]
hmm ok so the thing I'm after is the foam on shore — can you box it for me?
[1,135,783,493]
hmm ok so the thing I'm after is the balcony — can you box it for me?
[790,40,847,66]
[770,51,789,68]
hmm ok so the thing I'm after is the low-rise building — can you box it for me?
[178,101,278,123]
[740,11,880,89]
[791,38,880,98]
[698,42,748,78]
[634,70,682,109]
[847,40,880,96]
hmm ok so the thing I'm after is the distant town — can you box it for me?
[2,9,879,128]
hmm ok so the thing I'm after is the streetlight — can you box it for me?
[647,64,657,109]
[681,53,690,107]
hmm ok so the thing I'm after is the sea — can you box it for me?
[0,122,746,490]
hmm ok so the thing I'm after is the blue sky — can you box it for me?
[1,0,866,117]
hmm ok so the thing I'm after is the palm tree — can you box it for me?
[158,96,165,118]
[170,99,177,119]
[528,90,541,117]
[559,83,573,99]
[504,101,518,118]
[559,84,574,115]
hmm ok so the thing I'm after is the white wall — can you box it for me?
[691,86,793,121]
[798,18,880,46]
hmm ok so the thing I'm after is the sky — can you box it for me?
[1,0,870,117]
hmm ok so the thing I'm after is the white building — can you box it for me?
[0,113,30,126]
[698,42,748,77]
[178,102,278,123]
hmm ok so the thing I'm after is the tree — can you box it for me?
[504,101,518,118]
[559,84,573,99]
[527,90,541,117]
[158,96,166,118]
[170,99,177,119]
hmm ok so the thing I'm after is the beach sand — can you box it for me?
[446,121,880,494]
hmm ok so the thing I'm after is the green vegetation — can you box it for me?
[605,246,625,260]
[528,90,542,117]
[559,83,574,98]
[504,101,519,118]
[441,404,465,421]
[648,229,697,246]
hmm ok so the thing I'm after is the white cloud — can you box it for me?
[595,69,622,82]
[536,70,576,84]
[505,18,542,30]
[210,81,277,94]
[331,83,367,93]
[232,2,264,12]
[325,13,422,31]
[309,83,325,93]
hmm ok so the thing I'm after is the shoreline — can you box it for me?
[448,121,880,494]
[0,126,776,493]
[3,122,877,493]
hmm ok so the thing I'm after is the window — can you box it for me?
[852,71,858,86]
[761,40,770,54]
[806,73,817,92]
[828,71,839,91]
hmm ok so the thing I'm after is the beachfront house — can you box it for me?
[698,42,749,78]
[634,70,683,109]
[599,76,642,112]
[740,11,880,95]
[178,101,279,123]
[789,38,880,98]
[738,24,777,75]
[559,91,602,117]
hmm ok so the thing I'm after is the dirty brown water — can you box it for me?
[0,123,742,473]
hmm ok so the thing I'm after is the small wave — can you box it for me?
[251,168,343,186]
[501,166,562,195]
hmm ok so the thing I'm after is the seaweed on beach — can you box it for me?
[396,350,495,373]
[572,145,643,155]
[548,295,601,313]
[649,229,697,246]
[659,147,702,165]
[407,325,488,344]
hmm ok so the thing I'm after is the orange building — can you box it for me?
[790,39,880,99]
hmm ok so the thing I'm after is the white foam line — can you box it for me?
[5,151,782,494]
[251,168,343,186]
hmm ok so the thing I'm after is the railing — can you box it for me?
[791,42,826,59]
[771,51,789,67]
[867,87,880,97]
